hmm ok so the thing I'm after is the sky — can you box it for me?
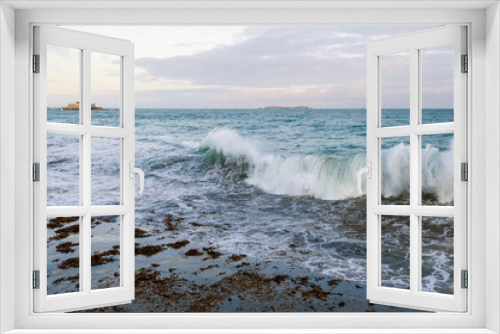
[49,25,454,109]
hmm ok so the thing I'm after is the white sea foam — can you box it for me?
[180,140,201,150]
[421,141,454,202]
[200,128,454,202]
[381,141,454,202]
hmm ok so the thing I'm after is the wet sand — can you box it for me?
[46,196,446,313]
[73,228,418,313]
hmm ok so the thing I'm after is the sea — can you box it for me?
[46,108,455,296]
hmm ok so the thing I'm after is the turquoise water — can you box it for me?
[46,108,454,294]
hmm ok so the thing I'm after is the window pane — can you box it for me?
[91,137,121,205]
[381,215,410,289]
[421,133,454,206]
[380,52,410,127]
[91,215,121,290]
[421,45,454,124]
[91,52,121,127]
[47,133,80,206]
[421,216,454,295]
[47,44,81,124]
[47,216,80,295]
[381,136,410,205]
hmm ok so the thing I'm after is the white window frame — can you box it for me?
[1,2,498,333]
[33,26,136,313]
[366,26,468,312]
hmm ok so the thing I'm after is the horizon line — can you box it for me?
[130,107,454,109]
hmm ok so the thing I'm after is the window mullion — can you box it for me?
[46,123,88,136]
[409,47,420,294]
[373,205,454,217]
[90,205,129,216]
[81,47,92,294]
[373,123,455,138]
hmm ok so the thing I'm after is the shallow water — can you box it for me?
[46,108,454,296]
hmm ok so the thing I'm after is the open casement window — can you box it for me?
[364,26,467,312]
[33,26,142,312]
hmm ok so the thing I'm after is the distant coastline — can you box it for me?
[262,106,312,110]
[61,101,103,111]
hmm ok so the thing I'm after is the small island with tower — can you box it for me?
[61,101,103,110]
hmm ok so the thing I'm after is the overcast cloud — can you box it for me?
[60,25,452,108]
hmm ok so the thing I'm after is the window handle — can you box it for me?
[357,161,372,195]
[129,161,145,195]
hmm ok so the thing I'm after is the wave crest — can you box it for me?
[199,128,454,202]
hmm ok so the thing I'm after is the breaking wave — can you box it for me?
[198,128,454,202]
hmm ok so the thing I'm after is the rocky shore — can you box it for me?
[46,196,446,313]
[78,233,418,313]
[50,222,419,313]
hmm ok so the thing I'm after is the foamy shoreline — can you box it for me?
[78,235,420,313]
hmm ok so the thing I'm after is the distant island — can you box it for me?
[262,106,312,110]
[61,101,103,110]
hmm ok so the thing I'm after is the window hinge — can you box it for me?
[461,54,468,73]
[461,270,468,289]
[33,54,40,73]
[461,162,468,181]
[33,270,40,289]
[33,163,40,182]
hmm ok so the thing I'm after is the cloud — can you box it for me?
[135,82,368,109]
[133,26,452,108]
[136,27,369,89]
[63,25,452,108]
